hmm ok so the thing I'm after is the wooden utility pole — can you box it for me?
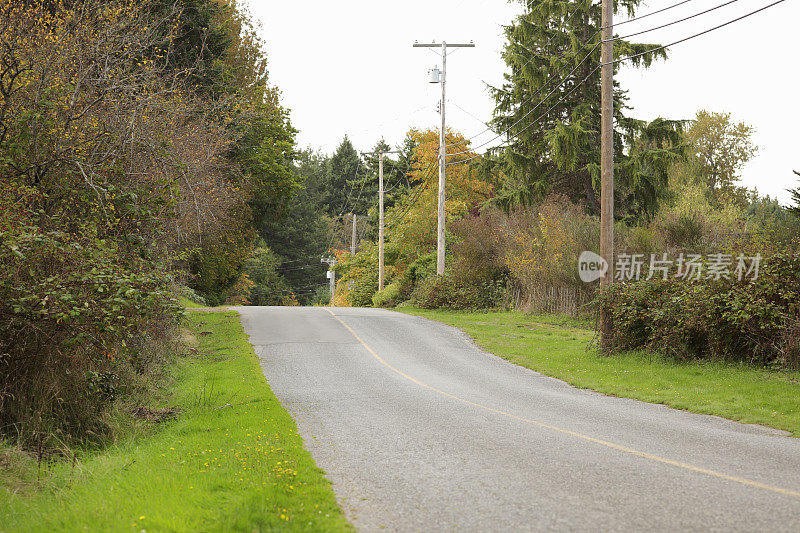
[350,213,357,255]
[600,0,614,344]
[437,41,447,276]
[413,40,475,275]
[321,256,337,306]
[378,155,386,291]
[364,149,400,292]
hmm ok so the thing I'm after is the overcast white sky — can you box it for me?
[249,0,798,204]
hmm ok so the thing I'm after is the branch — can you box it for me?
[74,161,110,227]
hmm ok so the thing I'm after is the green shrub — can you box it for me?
[598,252,800,367]
[662,213,705,248]
[333,245,380,307]
[372,281,402,308]
[410,275,452,309]
[311,285,332,306]
[344,270,379,307]
[399,214,509,310]
[0,227,181,447]
[410,272,506,310]
[179,286,207,307]
[395,252,437,301]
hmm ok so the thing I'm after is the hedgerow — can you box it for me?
[0,227,180,447]
[598,252,800,367]
[0,0,296,447]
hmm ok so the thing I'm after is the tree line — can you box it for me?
[332,0,800,369]
[0,0,303,447]
[2,0,799,448]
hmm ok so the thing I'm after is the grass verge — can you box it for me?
[399,308,800,437]
[179,296,204,308]
[0,311,350,532]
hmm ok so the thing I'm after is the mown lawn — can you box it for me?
[399,308,800,437]
[0,311,350,532]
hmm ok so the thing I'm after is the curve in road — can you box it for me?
[237,306,800,532]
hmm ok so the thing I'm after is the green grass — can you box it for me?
[399,308,800,436]
[0,311,350,532]
[179,296,205,308]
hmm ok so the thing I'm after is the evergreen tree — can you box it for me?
[490,0,682,221]
[354,138,412,214]
[325,136,362,217]
[297,148,331,210]
[356,135,417,241]
[257,149,331,303]
[789,170,800,220]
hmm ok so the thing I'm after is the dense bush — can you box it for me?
[333,245,382,307]
[598,252,800,367]
[311,286,333,306]
[393,252,437,302]
[372,282,403,308]
[406,213,509,310]
[0,228,180,446]
[498,196,598,290]
[410,274,506,310]
[0,0,298,447]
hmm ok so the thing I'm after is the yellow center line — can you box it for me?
[324,308,800,501]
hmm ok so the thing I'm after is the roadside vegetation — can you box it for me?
[174,2,800,382]
[400,308,800,437]
[325,2,800,376]
[0,311,349,532]
[3,0,799,519]
[0,0,347,524]
[0,0,303,449]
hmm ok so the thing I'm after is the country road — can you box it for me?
[236,306,800,532]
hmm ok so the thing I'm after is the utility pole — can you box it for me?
[321,256,337,306]
[364,149,400,291]
[350,213,357,255]
[413,40,475,275]
[600,0,614,345]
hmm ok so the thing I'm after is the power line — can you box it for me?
[348,152,377,216]
[448,0,789,166]
[278,263,328,272]
[446,40,600,159]
[450,100,490,128]
[386,168,436,229]
[609,0,695,29]
[279,255,327,266]
[336,156,365,221]
[445,0,782,162]
[443,0,702,150]
[604,0,743,43]
[325,156,365,254]
[603,0,788,66]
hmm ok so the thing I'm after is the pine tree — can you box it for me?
[789,170,800,219]
[490,0,683,221]
[353,137,414,215]
[325,136,362,218]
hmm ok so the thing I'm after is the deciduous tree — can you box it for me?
[685,110,757,204]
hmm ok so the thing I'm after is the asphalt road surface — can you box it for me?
[236,306,800,532]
